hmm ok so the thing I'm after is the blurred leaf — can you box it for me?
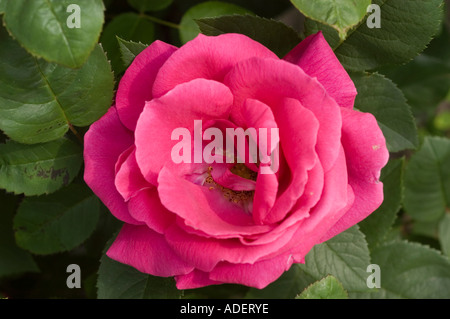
[404,137,450,222]
[435,111,450,131]
[306,0,444,71]
[290,0,371,40]
[100,13,154,75]
[382,27,450,125]
[0,191,39,278]
[439,213,450,257]
[359,159,404,248]
[197,14,302,58]
[97,236,181,299]
[179,1,252,44]
[0,138,82,196]
[3,0,104,68]
[0,0,4,14]
[127,0,173,12]
[13,183,100,255]
[296,275,348,299]
[355,241,450,298]
[351,72,419,152]
[117,38,148,70]
[0,26,114,144]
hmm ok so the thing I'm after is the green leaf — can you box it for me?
[0,190,39,278]
[13,183,100,255]
[0,26,114,144]
[307,0,444,71]
[196,14,302,58]
[296,275,348,299]
[404,137,450,222]
[118,37,149,69]
[297,226,372,297]
[100,13,154,75]
[290,0,371,40]
[3,0,105,68]
[127,0,173,12]
[0,138,83,196]
[179,1,252,44]
[359,158,404,248]
[351,72,419,152]
[438,213,450,257]
[356,241,450,298]
[0,0,4,14]
[97,237,182,299]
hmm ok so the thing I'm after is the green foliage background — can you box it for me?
[0,0,449,299]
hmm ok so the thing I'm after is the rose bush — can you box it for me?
[84,31,389,289]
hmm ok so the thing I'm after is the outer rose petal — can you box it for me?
[107,224,194,277]
[115,40,177,131]
[320,108,389,241]
[135,79,234,185]
[209,253,294,289]
[152,33,278,98]
[284,32,357,109]
[175,270,222,290]
[84,107,140,225]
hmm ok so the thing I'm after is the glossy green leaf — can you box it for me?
[404,137,450,222]
[97,237,181,299]
[351,72,419,152]
[356,241,450,298]
[296,275,348,299]
[306,0,444,71]
[0,191,39,278]
[0,138,82,196]
[179,1,252,44]
[197,14,302,58]
[118,37,149,69]
[0,26,114,144]
[100,13,154,75]
[297,226,372,297]
[290,0,371,40]
[359,158,404,248]
[127,0,173,12]
[246,226,371,298]
[3,0,105,68]
[13,184,100,255]
[439,213,450,257]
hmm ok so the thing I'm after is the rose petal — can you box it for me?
[224,57,342,172]
[258,98,320,225]
[157,163,273,239]
[284,32,357,109]
[84,107,139,225]
[175,270,222,290]
[115,146,151,201]
[152,33,278,98]
[320,108,389,241]
[107,224,194,277]
[164,223,298,272]
[209,253,294,289]
[135,78,234,185]
[116,40,177,131]
[127,188,176,234]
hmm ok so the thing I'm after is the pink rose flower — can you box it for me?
[84,32,389,289]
